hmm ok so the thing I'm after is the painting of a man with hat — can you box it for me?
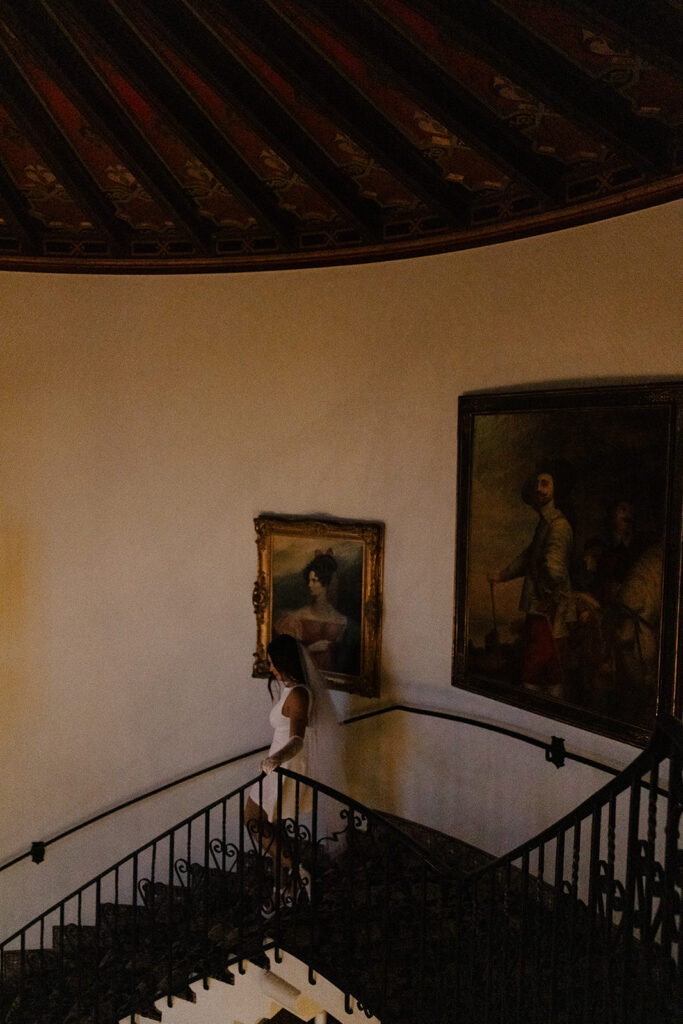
[488,459,576,694]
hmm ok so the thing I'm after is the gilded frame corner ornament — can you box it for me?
[253,513,385,696]
[453,381,683,747]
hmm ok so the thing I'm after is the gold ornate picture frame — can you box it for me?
[453,381,683,747]
[253,514,384,696]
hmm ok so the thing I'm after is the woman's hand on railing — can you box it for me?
[260,736,304,774]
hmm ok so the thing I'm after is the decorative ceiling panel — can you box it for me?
[2,28,176,233]
[494,0,683,125]
[0,101,91,232]
[183,0,424,213]
[367,0,610,165]
[0,0,679,272]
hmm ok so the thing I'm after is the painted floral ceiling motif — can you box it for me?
[0,0,680,272]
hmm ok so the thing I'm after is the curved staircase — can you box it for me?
[1,715,681,1024]
[0,803,478,1024]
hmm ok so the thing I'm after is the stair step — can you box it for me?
[377,812,496,875]
[8,809,658,1024]
[1,947,58,981]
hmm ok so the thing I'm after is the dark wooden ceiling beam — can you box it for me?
[41,0,304,250]
[276,0,567,204]
[9,0,219,256]
[0,156,44,253]
[207,0,477,225]
[0,20,130,256]
[0,0,678,271]
[119,0,389,242]
[572,0,683,73]
[419,0,674,172]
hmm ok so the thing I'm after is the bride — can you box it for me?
[245,632,343,909]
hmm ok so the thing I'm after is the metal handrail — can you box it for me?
[1,774,259,948]
[1,717,680,1024]
[455,714,683,1023]
[0,704,625,875]
[467,714,682,881]
[0,767,449,950]
[0,767,456,1023]
[0,742,271,874]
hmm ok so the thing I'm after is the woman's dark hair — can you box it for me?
[302,551,337,587]
[266,633,305,699]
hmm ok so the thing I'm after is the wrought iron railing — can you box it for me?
[457,713,682,1024]
[0,768,454,1024]
[0,705,621,874]
[1,715,680,1024]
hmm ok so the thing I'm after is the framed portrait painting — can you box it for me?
[453,382,683,747]
[253,514,384,696]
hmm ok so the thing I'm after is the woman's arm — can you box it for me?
[260,688,309,774]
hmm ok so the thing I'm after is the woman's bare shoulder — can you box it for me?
[282,685,310,717]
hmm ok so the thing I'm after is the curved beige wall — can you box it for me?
[0,201,680,933]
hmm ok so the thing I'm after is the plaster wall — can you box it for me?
[0,201,680,937]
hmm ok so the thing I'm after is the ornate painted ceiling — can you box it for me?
[0,0,680,273]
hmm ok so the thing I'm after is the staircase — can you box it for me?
[0,802,481,1024]
[1,715,681,1024]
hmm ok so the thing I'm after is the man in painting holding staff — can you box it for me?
[488,460,576,694]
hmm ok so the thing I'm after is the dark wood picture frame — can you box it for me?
[453,382,682,747]
[253,514,384,697]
